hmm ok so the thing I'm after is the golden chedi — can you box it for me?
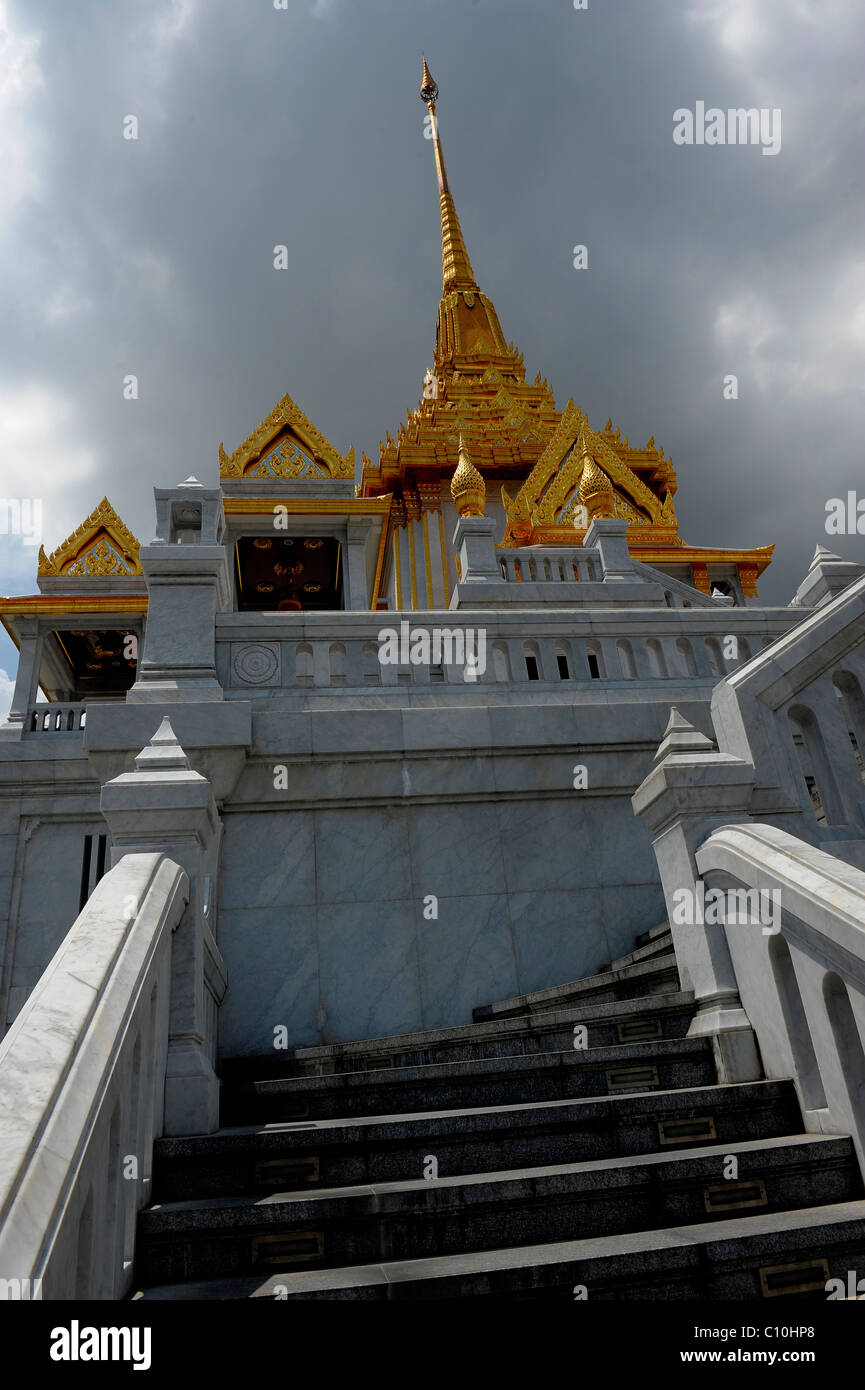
[577,433,616,523]
[450,435,486,517]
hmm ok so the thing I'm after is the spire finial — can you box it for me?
[419,58,478,295]
[577,427,616,522]
[420,56,438,107]
[451,433,486,517]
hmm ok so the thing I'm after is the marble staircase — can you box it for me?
[133,926,865,1300]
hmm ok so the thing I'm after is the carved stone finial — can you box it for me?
[653,707,715,764]
[811,543,842,568]
[450,434,486,517]
[134,716,191,773]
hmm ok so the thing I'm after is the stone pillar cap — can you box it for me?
[654,707,715,764]
[133,716,191,772]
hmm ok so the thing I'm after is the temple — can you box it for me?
[1,63,864,1304]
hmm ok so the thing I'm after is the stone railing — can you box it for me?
[498,550,724,609]
[633,566,865,1111]
[695,823,865,1171]
[26,702,87,734]
[499,547,600,585]
[215,609,800,694]
[710,571,865,841]
[0,853,188,1300]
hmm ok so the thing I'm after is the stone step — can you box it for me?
[219,991,696,1084]
[221,1036,716,1125]
[635,921,672,948]
[155,1079,802,1202]
[136,1134,860,1286]
[134,1199,865,1301]
[472,952,681,1023]
[606,932,674,973]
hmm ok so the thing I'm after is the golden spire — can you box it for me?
[450,433,486,516]
[420,58,479,295]
[577,429,616,522]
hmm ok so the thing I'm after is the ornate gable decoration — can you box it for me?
[501,405,678,545]
[38,498,141,578]
[219,391,354,480]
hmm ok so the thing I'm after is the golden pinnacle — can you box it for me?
[450,433,486,517]
[420,56,438,106]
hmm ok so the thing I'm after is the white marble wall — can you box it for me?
[214,695,678,1054]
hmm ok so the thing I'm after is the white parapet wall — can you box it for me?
[695,822,865,1170]
[0,853,188,1300]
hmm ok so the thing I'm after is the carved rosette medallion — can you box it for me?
[233,644,279,685]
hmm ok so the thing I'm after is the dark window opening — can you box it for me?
[556,654,570,680]
[525,655,540,681]
[849,731,865,784]
[55,629,138,696]
[79,832,108,911]
[235,535,343,611]
[804,776,827,826]
[587,653,601,679]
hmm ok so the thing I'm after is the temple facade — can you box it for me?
[1,63,865,1305]
[0,67,854,1063]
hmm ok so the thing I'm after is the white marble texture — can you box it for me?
[696,822,865,1166]
[0,853,186,1298]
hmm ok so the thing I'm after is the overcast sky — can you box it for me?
[1,0,864,708]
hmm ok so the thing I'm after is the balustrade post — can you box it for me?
[632,707,761,1083]
[101,717,226,1135]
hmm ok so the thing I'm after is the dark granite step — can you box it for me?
[134,1200,865,1301]
[222,1036,716,1125]
[218,990,696,1086]
[472,952,681,1023]
[155,1079,802,1202]
[635,922,672,948]
[607,932,674,973]
[136,1134,860,1286]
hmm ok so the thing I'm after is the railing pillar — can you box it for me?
[0,619,42,740]
[632,707,761,1083]
[451,515,504,587]
[101,717,227,1135]
[584,518,635,583]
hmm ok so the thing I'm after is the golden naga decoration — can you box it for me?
[578,433,616,521]
[219,390,354,480]
[450,434,486,516]
[38,497,141,578]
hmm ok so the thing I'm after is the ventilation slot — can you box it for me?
[251,1232,324,1267]
[703,1179,767,1214]
[254,1158,320,1190]
[605,1065,659,1093]
[617,1018,663,1044]
[657,1117,717,1146]
[759,1259,830,1298]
